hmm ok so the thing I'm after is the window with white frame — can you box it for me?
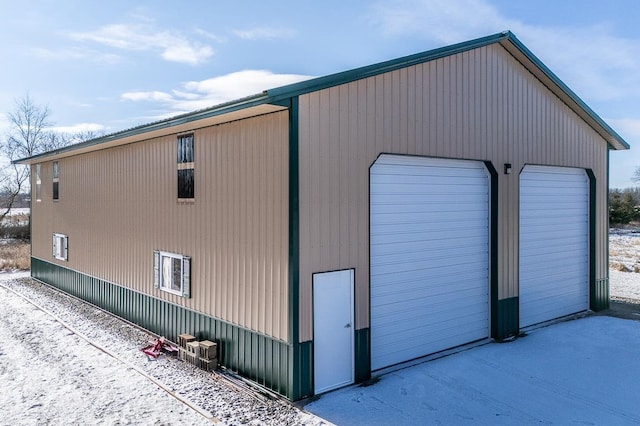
[52,233,68,261]
[153,250,191,297]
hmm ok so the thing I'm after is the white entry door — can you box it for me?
[313,269,354,394]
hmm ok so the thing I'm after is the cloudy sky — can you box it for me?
[0,0,638,187]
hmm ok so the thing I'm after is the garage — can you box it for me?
[369,155,491,370]
[519,165,590,328]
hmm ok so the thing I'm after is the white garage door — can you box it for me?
[519,165,589,328]
[370,155,490,371]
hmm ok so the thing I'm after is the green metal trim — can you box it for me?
[267,32,511,101]
[291,341,312,400]
[586,169,607,310]
[495,297,519,339]
[285,96,312,400]
[15,31,628,166]
[503,35,629,151]
[354,328,371,383]
[31,257,296,399]
[484,162,501,339]
[15,93,272,165]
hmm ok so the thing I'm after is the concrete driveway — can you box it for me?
[305,315,640,425]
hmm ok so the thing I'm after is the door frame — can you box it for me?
[312,268,355,394]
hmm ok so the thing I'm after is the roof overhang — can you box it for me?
[15,100,287,165]
[15,31,628,165]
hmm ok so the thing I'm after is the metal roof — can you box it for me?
[15,30,628,165]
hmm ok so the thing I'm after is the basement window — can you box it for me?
[52,161,59,200]
[153,250,191,298]
[52,233,68,261]
[177,134,194,201]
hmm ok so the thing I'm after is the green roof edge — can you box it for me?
[15,30,628,164]
[265,31,511,100]
[502,32,630,150]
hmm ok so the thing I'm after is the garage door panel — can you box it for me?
[371,255,488,277]
[370,202,489,217]
[372,314,490,363]
[371,245,488,267]
[371,266,489,296]
[371,155,490,370]
[519,165,589,328]
[374,309,490,343]
[372,285,490,314]
[371,223,487,242]
[371,233,487,255]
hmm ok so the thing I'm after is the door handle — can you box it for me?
[344,323,351,328]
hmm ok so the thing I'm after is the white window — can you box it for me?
[153,250,191,297]
[52,233,68,261]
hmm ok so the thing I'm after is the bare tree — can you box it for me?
[0,94,68,224]
[5,94,56,160]
[633,167,640,183]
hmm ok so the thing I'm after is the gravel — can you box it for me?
[0,274,328,426]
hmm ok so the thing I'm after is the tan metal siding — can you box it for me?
[298,44,608,342]
[31,111,289,341]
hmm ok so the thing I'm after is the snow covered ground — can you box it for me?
[610,228,640,302]
[306,316,640,424]
[0,273,327,426]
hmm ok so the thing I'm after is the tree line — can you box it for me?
[610,187,640,225]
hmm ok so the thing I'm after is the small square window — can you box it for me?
[153,250,191,298]
[53,233,68,261]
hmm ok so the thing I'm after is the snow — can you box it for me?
[306,316,640,424]
[610,228,640,302]
[0,275,328,426]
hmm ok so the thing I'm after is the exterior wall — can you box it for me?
[32,111,290,341]
[297,43,609,342]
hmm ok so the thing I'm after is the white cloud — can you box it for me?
[233,27,296,40]
[121,91,174,103]
[49,123,106,135]
[30,47,121,64]
[120,70,313,118]
[367,0,640,102]
[69,23,214,65]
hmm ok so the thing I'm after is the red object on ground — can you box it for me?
[142,337,177,358]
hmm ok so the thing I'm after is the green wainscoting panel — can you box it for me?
[592,277,610,311]
[355,328,371,382]
[494,297,519,340]
[289,340,313,400]
[31,257,297,399]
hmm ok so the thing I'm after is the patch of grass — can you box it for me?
[0,241,30,270]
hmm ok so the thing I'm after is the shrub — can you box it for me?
[0,241,30,270]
